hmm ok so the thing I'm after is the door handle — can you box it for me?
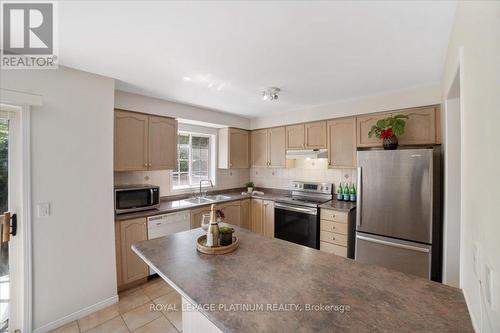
[356,167,362,227]
[1,212,17,243]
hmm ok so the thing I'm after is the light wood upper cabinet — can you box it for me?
[120,217,148,285]
[114,110,149,171]
[216,201,241,226]
[356,107,439,147]
[262,200,275,238]
[190,206,211,229]
[148,116,177,170]
[305,121,327,149]
[268,127,286,168]
[327,117,357,168]
[240,199,251,230]
[251,129,269,168]
[218,128,249,169]
[251,199,264,235]
[356,113,390,147]
[286,124,305,149]
[398,107,436,145]
[114,110,177,171]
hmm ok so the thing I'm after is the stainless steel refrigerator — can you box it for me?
[355,147,442,281]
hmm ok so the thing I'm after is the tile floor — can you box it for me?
[50,277,182,333]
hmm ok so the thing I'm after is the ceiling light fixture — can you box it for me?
[262,87,280,101]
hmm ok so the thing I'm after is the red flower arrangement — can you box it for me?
[379,128,394,139]
[216,209,225,220]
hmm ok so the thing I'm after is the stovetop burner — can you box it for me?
[274,181,334,208]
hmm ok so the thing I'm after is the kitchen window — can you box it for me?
[172,132,213,189]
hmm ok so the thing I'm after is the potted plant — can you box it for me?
[368,114,409,150]
[219,226,234,246]
[245,181,255,193]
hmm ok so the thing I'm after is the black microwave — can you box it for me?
[114,185,160,214]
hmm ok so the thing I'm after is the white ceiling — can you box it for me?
[59,1,456,118]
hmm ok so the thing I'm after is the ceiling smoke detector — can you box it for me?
[262,87,280,101]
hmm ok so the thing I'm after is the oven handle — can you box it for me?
[274,203,317,215]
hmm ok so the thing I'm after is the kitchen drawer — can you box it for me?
[320,230,348,247]
[320,220,347,235]
[320,209,348,223]
[320,241,347,257]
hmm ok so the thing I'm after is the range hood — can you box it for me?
[285,149,328,160]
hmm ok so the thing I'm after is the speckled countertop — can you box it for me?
[132,227,473,333]
[115,188,289,221]
[319,199,356,212]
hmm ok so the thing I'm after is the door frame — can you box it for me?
[0,88,41,333]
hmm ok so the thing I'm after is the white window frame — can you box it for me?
[172,131,215,190]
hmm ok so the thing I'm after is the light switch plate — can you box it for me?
[37,202,50,217]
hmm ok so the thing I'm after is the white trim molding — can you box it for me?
[0,90,40,333]
[32,295,119,333]
[0,88,43,107]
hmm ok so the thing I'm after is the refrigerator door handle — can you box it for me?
[356,167,362,226]
[356,235,430,253]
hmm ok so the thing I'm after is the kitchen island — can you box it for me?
[132,227,473,333]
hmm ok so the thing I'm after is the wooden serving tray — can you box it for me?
[197,235,239,255]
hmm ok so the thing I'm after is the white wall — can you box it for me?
[442,2,500,331]
[0,67,117,331]
[251,83,441,129]
[442,95,461,288]
[115,90,251,129]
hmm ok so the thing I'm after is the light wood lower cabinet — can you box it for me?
[251,198,274,237]
[262,200,275,238]
[117,217,149,286]
[251,199,263,235]
[319,208,355,259]
[240,199,251,230]
[216,201,241,226]
[190,206,212,229]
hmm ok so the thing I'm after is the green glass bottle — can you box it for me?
[343,182,350,201]
[336,183,343,201]
[349,183,356,202]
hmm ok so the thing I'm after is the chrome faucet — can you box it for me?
[199,179,214,197]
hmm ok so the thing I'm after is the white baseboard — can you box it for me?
[33,295,119,333]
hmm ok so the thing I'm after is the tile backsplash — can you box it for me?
[114,168,250,197]
[114,159,356,197]
[250,159,357,192]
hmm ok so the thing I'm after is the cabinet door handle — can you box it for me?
[332,236,336,240]
[332,226,335,229]
[144,163,148,167]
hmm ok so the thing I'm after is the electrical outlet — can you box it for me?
[473,244,480,277]
[37,202,51,217]
[485,264,494,309]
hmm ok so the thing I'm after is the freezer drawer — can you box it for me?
[355,232,431,279]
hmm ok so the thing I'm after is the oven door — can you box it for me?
[115,188,159,214]
[274,202,319,249]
